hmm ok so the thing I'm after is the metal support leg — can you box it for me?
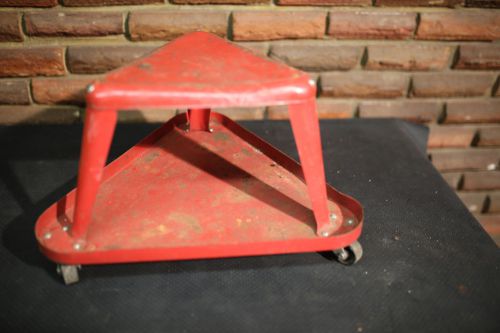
[288,100,343,237]
[72,108,117,240]
[188,108,211,131]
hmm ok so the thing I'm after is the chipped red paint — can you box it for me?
[35,32,363,266]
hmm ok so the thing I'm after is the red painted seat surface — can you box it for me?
[87,32,315,110]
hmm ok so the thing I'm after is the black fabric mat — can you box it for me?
[0,119,498,332]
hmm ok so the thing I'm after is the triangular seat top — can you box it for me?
[87,32,315,110]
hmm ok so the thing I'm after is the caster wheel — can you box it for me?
[56,264,80,285]
[333,241,363,265]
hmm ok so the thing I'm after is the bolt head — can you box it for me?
[330,213,337,220]
[73,243,82,251]
[86,84,95,93]
[209,128,214,133]
[346,219,354,226]
[62,226,69,232]
[43,232,52,240]
[321,231,330,237]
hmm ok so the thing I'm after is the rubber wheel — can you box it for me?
[334,241,363,265]
[57,265,80,285]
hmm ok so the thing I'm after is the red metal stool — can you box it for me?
[35,32,363,284]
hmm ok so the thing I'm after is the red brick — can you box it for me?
[491,233,500,245]
[0,12,22,42]
[321,72,409,98]
[235,42,269,57]
[173,0,268,3]
[412,73,495,97]
[270,43,363,71]
[118,109,178,123]
[376,0,463,6]
[466,0,500,8]
[430,148,500,171]
[63,0,161,5]
[277,0,370,5]
[67,45,156,74]
[268,99,355,119]
[0,106,79,125]
[457,192,487,213]
[25,12,123,37]
[212,107,266,120]
[441,172,463,189]
[261,105,298,121]
[233,11,326,41]
[428,125,477,148]
[478,126,500,146]
[445,100,500,124]
[489,191,500,213]
[328,11,416,40]
[359,100,442,123]
[366,44,452,71]
[416,11,500,41]
[0,47,65,77]
[0,80,30,105]
[316,99,355,118]
[0,0,57,6]
[32,77,97,105]
[476,214,500,239]
[129,11,228,41]
[463,171,500,190]
[455,44,500,70]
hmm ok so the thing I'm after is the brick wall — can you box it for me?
[0,1,499,243]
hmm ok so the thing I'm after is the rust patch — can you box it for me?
[141,224,171,239]
[143,151,160,164]
[104,244,121,251]
[138,62,152,71]
[212,131,230,143]
[168,212,202,234]
[140,218,155,227]
[236,217,252,230]
[210,193,222,208]
[240,147,252,157]
[266,223,286,240]
[227,189,252,204]
[200,141,218,152]
[176,180,188,189]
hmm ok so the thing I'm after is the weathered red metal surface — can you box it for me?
[35,113,363,265]
[86,32,315,110]
[35,31,363,267]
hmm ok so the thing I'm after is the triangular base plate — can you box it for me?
[36,113,362,265]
